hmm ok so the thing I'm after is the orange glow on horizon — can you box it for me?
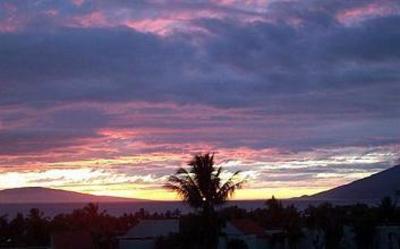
[61,186,329,201]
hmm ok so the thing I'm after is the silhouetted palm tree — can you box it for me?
[165,153,245,215]
[165,153,245,249]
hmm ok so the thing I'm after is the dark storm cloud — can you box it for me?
[0,28,194,106]
[0,129,100,155]
[0,105,108,154]
[1,2,398,109]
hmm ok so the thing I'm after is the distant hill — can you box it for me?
[0,187,146,203]
[304,164,400,202]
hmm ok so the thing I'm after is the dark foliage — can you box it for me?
[165,153,245,215]
[304,203,345,249]
[0,203,176,249]
[164,153,245,249]
[1,196,400,249]
[227,238,249,249]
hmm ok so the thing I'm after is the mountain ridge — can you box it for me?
[0,187,147,203]
[303,164,400,202]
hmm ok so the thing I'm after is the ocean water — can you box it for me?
[0,199,374,218]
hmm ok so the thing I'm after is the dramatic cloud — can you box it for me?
[0,0,399,199]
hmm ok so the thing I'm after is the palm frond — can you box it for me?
[216,170,246,204]
[164,153,245,210]
[164,167,204,208]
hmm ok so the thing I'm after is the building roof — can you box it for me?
[121,219,179,239]
[226,219,265,237]
[51,230,94,249]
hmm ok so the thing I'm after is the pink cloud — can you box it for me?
[0,0,270,35]
[124,18,177,35]
[0,2,21,32]
[69,11,110,28]
[64,4,267,35]
[71,0,85,6]
[0,21,19,33]
[337,2,399,25]
[122,8,227,35]
[212,0,269,10]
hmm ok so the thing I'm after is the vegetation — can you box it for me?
[227,238,249,249]
[165,153,245,214]
[0,196,399,249]
[0,204,144,248]
[164,153,245,248]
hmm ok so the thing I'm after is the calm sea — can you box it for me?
[0,199,374,218]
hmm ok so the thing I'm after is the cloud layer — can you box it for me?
[0,0,399,199]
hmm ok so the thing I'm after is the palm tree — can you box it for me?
[165,153,245,215]
[165,153,245,249]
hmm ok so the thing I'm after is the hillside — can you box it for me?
[306,164,400,201]
[0,187,146,203]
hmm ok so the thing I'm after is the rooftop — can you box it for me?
[120,219,179,239]
[224,219,266,238]
[51,230,93,249]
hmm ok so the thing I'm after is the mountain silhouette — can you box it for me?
[0,187,146,203]
[307,164,400,201]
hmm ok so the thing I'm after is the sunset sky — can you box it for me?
[0,0,399,200]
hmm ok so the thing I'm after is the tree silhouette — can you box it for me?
[304,203,343,249]
[378,196,396,223]
[25,208,49,246]
[284,205,303,249]
[165,153,245,215]
[165,153,245,249]
[264,196,285,228]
